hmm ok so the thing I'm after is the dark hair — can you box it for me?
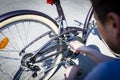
[90,0,120,24]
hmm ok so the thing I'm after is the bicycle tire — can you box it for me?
[0,10,62,80]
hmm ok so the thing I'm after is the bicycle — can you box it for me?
[0,0,93,80]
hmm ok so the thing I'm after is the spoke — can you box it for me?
[0,32,16,51]
[8,28,20,51]
[0,48,20,52]
[0,55,20,61]
[0,62,12,79]
[20,31,52,55]
[15,24,25,48]
[22,22,27,46]
[23,21,30,46]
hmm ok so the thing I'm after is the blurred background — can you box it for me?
[0,0,91,26]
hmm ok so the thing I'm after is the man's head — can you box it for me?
[90,0,120,54]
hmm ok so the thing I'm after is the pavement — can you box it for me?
[0,0,115,80]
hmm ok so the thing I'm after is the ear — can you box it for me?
[107,12,120,37]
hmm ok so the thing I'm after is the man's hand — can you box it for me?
[65,65,83,80]
[70,40,84,53]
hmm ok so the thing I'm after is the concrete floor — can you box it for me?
[0,0,91,25]
[0,0,115,80]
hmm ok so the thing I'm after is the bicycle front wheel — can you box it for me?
[0,10,62,80]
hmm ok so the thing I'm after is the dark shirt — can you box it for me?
[85,59,120,80]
